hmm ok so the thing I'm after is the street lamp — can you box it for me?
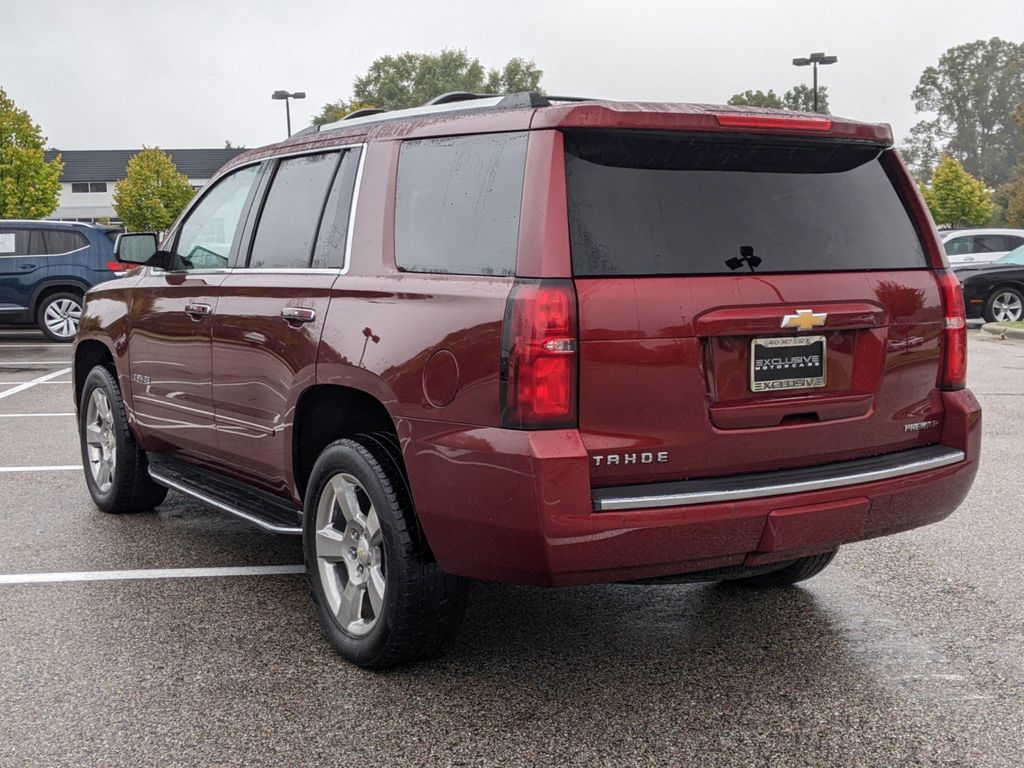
[791,52,837,113]
[271,90,306,137]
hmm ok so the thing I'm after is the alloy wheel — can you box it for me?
[84,388,117,493]
[43,298,82,339]
[314,473,387,637]
[991,291,1023,322]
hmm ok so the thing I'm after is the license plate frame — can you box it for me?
[749,335,827,393]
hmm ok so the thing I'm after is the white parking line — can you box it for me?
[0,413,75,418]
[0,381,70,385]
[0,465,80,473]
[0,344,64,348]
[0,565,306,585]
[0,361,70,366]
[0,367,72,400]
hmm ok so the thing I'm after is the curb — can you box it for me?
[981,322,1024,341]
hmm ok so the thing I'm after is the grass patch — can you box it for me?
[998,321,1024,328]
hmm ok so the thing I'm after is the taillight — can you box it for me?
[500,279,578,429]
[936,269,967,390]
[106,261,131,273]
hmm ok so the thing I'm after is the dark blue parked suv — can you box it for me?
[0,220,125,341]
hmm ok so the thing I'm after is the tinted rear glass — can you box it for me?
[564,131,927,276]
[43,229,88,254]
[395,132,527,276]
[312,148,361,270]
[249,152,339,270]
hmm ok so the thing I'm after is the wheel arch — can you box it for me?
[291,384,404,502]
[73,338,118,408]
[30,279,91,315]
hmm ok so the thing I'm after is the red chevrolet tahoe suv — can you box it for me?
[73,93,981,669]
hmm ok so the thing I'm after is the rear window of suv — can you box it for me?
[395,132,528,276]
[564,131,928,276]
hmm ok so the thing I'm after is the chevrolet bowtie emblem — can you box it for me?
[781,309,827,332]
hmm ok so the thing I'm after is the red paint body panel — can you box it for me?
[404,390,979,586]
[208,272,335,500]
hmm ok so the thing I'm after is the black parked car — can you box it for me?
[956,245,1024,323]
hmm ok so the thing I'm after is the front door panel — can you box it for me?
[127,271,226,458]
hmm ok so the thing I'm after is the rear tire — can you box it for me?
[983,287,1024,323]
[37,291,83,343]
[303,437,468,669]
[78,365,167,513]
[730,549,838,587]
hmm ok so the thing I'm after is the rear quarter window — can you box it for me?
[43,229,89,254]
[564,131,928,276]
[395,132,528,276]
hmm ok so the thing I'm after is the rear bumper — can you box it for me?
[404,389,981,586]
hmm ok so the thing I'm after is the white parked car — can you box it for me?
[939,228,1024,265]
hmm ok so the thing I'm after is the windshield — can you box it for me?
[997,244,1024,265]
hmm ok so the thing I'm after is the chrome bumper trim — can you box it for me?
[592,446,966,512]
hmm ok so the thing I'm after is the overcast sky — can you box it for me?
[3,0,1022,151]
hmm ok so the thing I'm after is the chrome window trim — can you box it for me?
[340,146,366,275]
[162,142,366,277]
[0,243,90,259]
[592,447,966,512]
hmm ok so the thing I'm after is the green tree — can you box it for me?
[314,48,543,125]
[727,89,784,109]
[0,87,63,218]
[727,84,829,113]
[1001,104,1024,227]
[920,155,994,227]
[783,83,830,114]
[906,38,1024,186]
[112,148,194,232]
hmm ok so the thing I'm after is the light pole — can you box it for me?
[271,90,306,137]
[791,52,837,113]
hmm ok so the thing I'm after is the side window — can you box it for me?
[173,165,260,271]
[248,152,339,270]
[0,229,31,256]
[395,132,528,276]
[943,237,971,256]
[43,230,89,254]
[973,235,1003,253]
[312,149,362,269]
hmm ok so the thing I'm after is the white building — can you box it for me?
[42,148,245,225]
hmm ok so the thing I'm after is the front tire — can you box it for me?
[984,287,1024,323]
[303,437,468,669]
[37,292,83,342]
[78,365,167,513]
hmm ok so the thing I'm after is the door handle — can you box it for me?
[19,264,37,269]
[281,307,316,325]
[184,303,212,320]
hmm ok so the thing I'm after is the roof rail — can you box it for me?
[344,107,387,120]
[425,92,497,106]
[313,91,601,134]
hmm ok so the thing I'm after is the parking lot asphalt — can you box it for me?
[1,328,1022,767]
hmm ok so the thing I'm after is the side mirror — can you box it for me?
[115,232,170,269]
